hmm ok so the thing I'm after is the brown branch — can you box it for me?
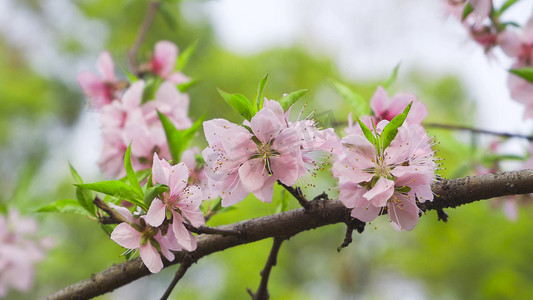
[128,1,161,75]
[160,256,194,300]
[44,170,533,300]
[184,223,245,237]
[247,237,284,300]
[93,197,126,224]
[277,180,312,210]
[424,123,533,141]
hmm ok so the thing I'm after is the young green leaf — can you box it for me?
[498,0,519,16]
[277,89,308,111]
[37,199,90,216]
[462,2,474,21]
[69,163,96,216]
[141,77,162,103]
[255,74,269,111]
[380,102,412,151]
[77,181,145,209]
[383,63,401,90]
[124,143,143,196]
[217,88,256,121]
[144,184,170,207]
[356,117,377,147]
[509,67,533,84]
[177,79,199,93]
[158,112,205,162]
[331,80,371,116]
[122,67,138,83]
[175,40,199,71]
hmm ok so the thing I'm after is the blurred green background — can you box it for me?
[1,0,532,299]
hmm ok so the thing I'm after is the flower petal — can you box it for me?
[146,199,167,227]
[110,223,141,249]
[139,243,164,273]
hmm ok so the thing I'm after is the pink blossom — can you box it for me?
[77,51,120,109]
[0,210,52,297]
[145,153,204,251]
[98,81,192,177]
[370,86,428,125]
[149,41,190,84]
[203,99,340,206]
[334,120,435,231]
[110,204,180,273]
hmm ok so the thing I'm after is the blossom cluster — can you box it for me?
[0,210,52,297]
[78,41,191,177]
[444,0,533,120]
[336,87,435,230]
[110,153,204,273]
[202,99,340,206]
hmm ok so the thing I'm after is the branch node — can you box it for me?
[338,217,365,252]
[436,208,449,223]
[277,180,312,211]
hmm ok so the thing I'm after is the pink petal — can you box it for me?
[139,243,164,273]
[110,223,141,249]
[370,86,389,117]
[220,179,249,207]
[238,159,269,193]
[503,197,518,221]
[169,162,189,197]
[363,177,395,207]
[388,195,419,231]
[250,109,283,144]
[172,211,196,251]
[153,41,178,78]
[497,30,522,58]
[146,199,167,227]
[166,72,191,84]
[253,177,276,203]
[97,51,116,82]
[350,204,381,223]
[152,152,170,186]
[109,203,136,223]
[341,134,376,169]
[338,182,366,208]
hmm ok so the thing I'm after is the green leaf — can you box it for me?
[69,163,96,216]
[69,163,84,184]
[158,112,205,162]
[217,88,256,121]
[124,143,143,196]
[77,181,145,209]
[331,80,371,116]
[498,0,519,16]
[255,74,269,110]
[144,184,170,207]
[462,2,474,21]
[277,89,308,111]
[37,199,90,216]
[509,67,533,83]
[383,63,401,90]
[177,79,199,93]
[122,67,138,83]
[141,77,162,103]
[176,40,199,71]
[356,117,377,147]
[380,102,412,151]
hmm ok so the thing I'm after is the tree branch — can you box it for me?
[44,170,533,300]
[128,1,161,75]
[183,223,245,238]
[160,256,194,300]
[277,180,312,210]
[424,123,533,141]
[247,237,284,300]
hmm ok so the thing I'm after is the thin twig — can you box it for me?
[160,257,194,300]
[424,123,533,141]
[277,180,312,210]
[128,0,161,75]
[247,237,284,300]
[93,197,127,224]
[337,217,365,252]
[184,223,245,237]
